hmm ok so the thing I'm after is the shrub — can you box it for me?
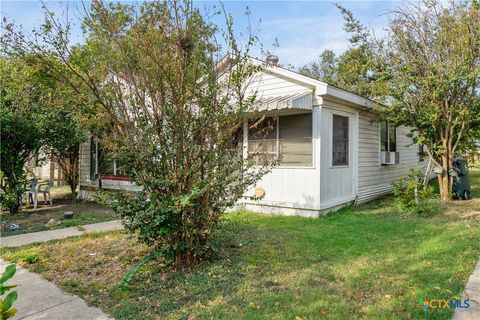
[5,251,40,265]
[22,253,39,264]
[392,169,441,216]
[0,264,18,319]
[0,173,28,214]
[0,192,20,214]
[5,1,270,270]
[65,1,270,269]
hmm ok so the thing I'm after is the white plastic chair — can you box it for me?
[38,180,53,206]
[27,178,39,209]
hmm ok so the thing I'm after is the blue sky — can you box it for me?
[1,1,400,68]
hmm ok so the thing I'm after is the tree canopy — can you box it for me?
[2,0,271,265]
[0,56,51,213]
[0,53,89,212]
[300,0,480,200]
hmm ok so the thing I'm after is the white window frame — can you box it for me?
[248,113,314,169]
[379,121,397,153]
[91,139,122,177]
[331,113,350,167]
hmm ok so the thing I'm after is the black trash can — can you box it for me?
[452,158,472,200]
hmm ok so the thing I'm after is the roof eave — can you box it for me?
[323,85,375,109]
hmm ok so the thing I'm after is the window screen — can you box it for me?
[332,114,349,166]
[279,113,312,166]
[388,125,397,152]
[232,126,243,158]
[89,138,126,177]
[380,121,388,152]
[98,144,114,175]
[248,117,277,165]
[380,121,397,152]
[418,144,425,162]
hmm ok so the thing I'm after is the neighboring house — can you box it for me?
[78,57,428,217]
[25,154,64,184]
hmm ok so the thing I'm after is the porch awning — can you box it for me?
[255,90,313,111]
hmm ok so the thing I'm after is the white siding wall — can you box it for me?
[79,141,96,188]
[243,71,320,108]
[357,112,427,204]
[32,160,53,180]
[246,71,311,97]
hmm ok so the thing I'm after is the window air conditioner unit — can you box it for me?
[380,151,399,165]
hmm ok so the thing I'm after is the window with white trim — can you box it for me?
[90,138,127,178]
[248,113,313,166]
[332,114,349,166]
[248,117,277,165]
[380,121,396,152]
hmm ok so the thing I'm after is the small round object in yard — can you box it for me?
[45,219,61,227]
[64,211,74,219]
[254,187,266,198]
[9,224,20,232]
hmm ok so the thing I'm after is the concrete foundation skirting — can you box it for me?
[239,203,321,218]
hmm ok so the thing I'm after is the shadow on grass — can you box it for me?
[89,208,480,320]
[2,184,479,320]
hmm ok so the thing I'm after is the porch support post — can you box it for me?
[243,120,248,161]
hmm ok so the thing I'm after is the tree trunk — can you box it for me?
[437,155,451,201]
[57,155,79,204]
[7,172,23,215]
[437,173,450,201]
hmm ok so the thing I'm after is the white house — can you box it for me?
[78,58,427,217]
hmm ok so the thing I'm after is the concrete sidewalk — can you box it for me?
[0,259,111,320]
[453,259,480,320]
[0,220,123,247]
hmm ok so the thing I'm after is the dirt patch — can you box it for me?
[1,188,115,236]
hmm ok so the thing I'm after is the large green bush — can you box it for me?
[9,0,271,267]
[0,59,47,214]
[392,169,441,216]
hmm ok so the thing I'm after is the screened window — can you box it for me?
[380,121,396,152]
[90,139,127,178]
[98,144,115,175]
[232,126,244,159]
[418,144,425,162]
[248,117,277,165]
[248,113,313,166]
[332,114,349,166]
[279,113,312,166]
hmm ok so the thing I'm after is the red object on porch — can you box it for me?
[100,174,130,181]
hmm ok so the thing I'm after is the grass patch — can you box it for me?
[6,250,40,265]
[2,166,478,319]
[0,195,115,236]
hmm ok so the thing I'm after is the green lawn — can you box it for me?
[2,167,479,320]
